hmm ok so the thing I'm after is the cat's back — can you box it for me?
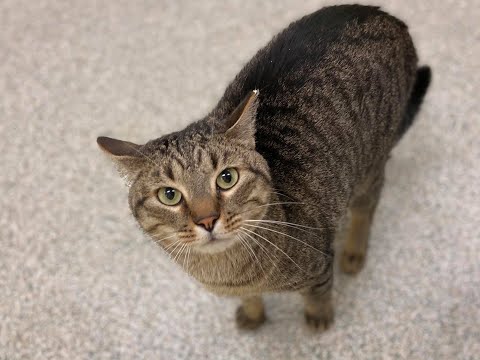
[205,5,420,214]
[212,5,418,190]
[216,5,416,111]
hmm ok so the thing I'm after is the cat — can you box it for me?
[97,5,431,331]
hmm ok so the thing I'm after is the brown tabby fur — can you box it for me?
[97,5,430,330]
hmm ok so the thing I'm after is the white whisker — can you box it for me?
[163,239,182,252]
[173,243,186,264]
[240,227,305,272]
[239,229,302,289]
[169,241,184,262]
[185,246,192,272]
[238,230,283,275]
[153,233,177,244]
[238,233,268,279]
[244,219,327,231]
[243,223,331,258]
[238,201,309,216]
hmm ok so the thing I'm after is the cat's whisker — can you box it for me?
[151,229,177,237]
[243,223,332,258]
[152,233,177,245]
[163,239,181,252]
[239,230,274,265]
[256,201,307,208]
[240,227,306,273]
[244,220,336,244]
[271,188,296,201]
[182,244,190,270]
[239,230,303,289]
[245,220,323,240]
[238,234,259,266]
[238,201,309,216]
[173,243,187,264]
[237,233,268,279]
[270,190,296,201]
[239,230,280,266]
[244,219,328,231]
[238,230,286,281]
[185,246,192,272]
[168,241,185,261]
[236,234,256,268]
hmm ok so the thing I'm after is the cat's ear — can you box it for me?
[97,136,146,185]
[223,90,259,147]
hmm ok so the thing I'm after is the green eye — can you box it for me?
[157,187,182,206]
[216,168,239,190]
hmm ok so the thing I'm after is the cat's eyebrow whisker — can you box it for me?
[240,227,306,273]
[270,189,296,201]
[243,223,332,258]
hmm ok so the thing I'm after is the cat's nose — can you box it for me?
[194,214,219,232]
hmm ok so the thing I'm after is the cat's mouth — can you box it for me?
[195,231,239,254]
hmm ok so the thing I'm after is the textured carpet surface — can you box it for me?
[1,0,479,359]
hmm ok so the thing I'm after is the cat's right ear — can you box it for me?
[97,136,146,185]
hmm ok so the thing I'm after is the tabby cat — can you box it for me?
[97,5,431,331]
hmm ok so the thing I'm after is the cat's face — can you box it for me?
[98,91,272,254]
[130,137,270,254]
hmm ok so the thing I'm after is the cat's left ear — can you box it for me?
[223,90,259,148]
[97,136,146,185]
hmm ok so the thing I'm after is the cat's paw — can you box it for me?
[235,305,266,330]
[340,251,365,274]
[304,308,334,332]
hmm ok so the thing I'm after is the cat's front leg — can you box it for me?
[235,295,266,330]
[300,278,334,332]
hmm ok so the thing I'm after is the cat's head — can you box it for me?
[98,91,273,254]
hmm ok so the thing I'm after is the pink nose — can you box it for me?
[195,215,219,232]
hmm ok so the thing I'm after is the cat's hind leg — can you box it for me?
[235,295,266,330]
[340,169,384,274]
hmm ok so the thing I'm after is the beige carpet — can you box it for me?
[1,0,479,359]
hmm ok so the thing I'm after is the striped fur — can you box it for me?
[98,5,430,330]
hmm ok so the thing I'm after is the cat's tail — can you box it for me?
[397,66,432,139]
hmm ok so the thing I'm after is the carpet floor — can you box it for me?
[1,0,479,359]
